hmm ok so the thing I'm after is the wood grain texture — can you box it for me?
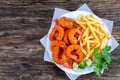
[0,0,120,80]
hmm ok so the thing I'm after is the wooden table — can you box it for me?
[0,0,120,80]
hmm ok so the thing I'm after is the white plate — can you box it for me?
[46,11,112,75]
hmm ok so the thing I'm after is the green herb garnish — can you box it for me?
[93,45,111,76]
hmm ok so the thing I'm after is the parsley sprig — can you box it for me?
[93,45,111,76]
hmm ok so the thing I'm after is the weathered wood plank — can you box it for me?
[0,0,119,80]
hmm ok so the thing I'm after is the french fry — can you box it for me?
[85,40,98,43]
[100,37,107,49]
[80,46,87,56]
[87,23,99,41]
[75,19,86,25]
[80,39,83,47]
[98,25,109,35]
[84,36,94,40]
[92,26,105,36]
[83,41,87,46]
[78,35,81,41]
[87,43,90,52]
[82,28,89,38]
[80,25,87,30]
[76,14,110,59]
[78,14,84,21]
[86,43,100,59]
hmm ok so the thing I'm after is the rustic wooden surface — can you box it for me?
[0,0,120,80]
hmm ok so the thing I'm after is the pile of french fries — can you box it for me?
[75,14,110,59]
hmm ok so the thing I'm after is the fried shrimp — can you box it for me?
[52,47,61,64]
[50,40,67,64]
[50,40,60,64]
[66,45,84,63]
[60,53,73,68]
[49,25,64,41]
[50,40,67,53]
[68,28,82,44]
[50,40,58,52]
[63,29,71,45]
[59,16,73,29]
[68,28,78,44]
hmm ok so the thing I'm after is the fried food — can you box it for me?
[49,14,110,69]
[60,53,73,68]
[68,28,82,44]
[49,25,64,41]
[66,45,84,63]
[59,16,73,29]
[75,14,110,59]
[63,29,71,45]
[50,40,67,64]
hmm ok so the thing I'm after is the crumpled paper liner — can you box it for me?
[40,3,119,80]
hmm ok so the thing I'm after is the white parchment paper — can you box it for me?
[40,3,119,80]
